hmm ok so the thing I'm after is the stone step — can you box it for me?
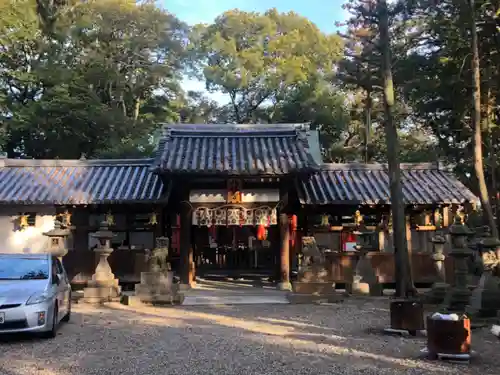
[182,295,290,306]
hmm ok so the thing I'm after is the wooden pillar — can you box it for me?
[179,203,193,287]
[278,213,292,290]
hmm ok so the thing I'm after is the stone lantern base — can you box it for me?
[82,248,121,304]
[132,271,183,305]
[83,279,121,304]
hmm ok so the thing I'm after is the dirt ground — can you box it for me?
[0,298,497,375]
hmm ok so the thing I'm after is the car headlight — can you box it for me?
[26,292,51,305]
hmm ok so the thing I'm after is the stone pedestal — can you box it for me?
[277,281,293,291]
[467,236,500,320]
[289,237,342,304]
[134,271,183,304]
[83,223,120,304]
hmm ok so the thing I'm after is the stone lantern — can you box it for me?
[442,215,473,312]
[82,222,120,304]
[425,234,448,304]
[348,227,381,296]
[43,219,70,259]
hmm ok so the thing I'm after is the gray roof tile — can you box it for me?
[0,159,167,205]
[297,163,478,205]
[152,124,321,175]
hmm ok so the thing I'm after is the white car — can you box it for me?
[0,253,71,338]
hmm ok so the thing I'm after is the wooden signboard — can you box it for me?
[227,178,242,203]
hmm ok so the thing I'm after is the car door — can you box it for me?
[51,257,65,319]
[55,258,70,314]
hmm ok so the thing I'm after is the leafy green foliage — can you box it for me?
[190,9,343,123]
[0,0,187,158]
[0,0,486,186]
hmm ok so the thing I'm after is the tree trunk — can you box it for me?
[364,89,372,163]
[133,97,141,124]
[484,67,498,234]
[378,0,416,298]
[469,0,498,238]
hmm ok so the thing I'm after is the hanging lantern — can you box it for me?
[60,210,72,227]
[257,225,266,241]
[354,210,363,226]
[148,212,158,225]
[19,214,29,230]
[105,211,115,226]
[321,214,329,227]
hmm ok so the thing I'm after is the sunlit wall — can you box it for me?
[0,206,56,254]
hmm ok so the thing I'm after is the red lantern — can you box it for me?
[257,225,266,241]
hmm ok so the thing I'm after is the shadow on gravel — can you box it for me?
[0,300,496,375]
[99,303,467,374]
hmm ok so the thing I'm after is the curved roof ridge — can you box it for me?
[320,162,440,171]
[2,158,154,168]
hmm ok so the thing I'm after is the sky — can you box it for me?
[161,0,349,103]
[165,0,347,33]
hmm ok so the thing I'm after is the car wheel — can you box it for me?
[44,304,58,339]
[62,297,71,323]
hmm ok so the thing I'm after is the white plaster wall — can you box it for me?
[0,206,56,254]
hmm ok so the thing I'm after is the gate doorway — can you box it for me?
[193,226,278,279]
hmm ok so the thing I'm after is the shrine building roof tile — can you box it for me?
[297,163,479,206]
[0,158,167,205]
[152,123,322,176]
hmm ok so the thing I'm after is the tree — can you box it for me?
[337,0,380,162]
[271,79,355,160]
[397,0,500,230]
[0,0,187,158]
[178,91,223,123]
[378,0,415,297]
[341,0,417,297]
[190,9,343,123]
[468,0,498,237]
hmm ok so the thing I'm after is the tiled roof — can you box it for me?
[297,163,478,205]
[152,124,322,175]
[0,158,168,205]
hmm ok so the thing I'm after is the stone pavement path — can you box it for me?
[0,298,497,375]
[182,279,290,305]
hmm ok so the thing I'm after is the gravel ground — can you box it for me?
[0,298,497,375]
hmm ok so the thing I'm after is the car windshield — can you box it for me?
[0,255,50,280]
